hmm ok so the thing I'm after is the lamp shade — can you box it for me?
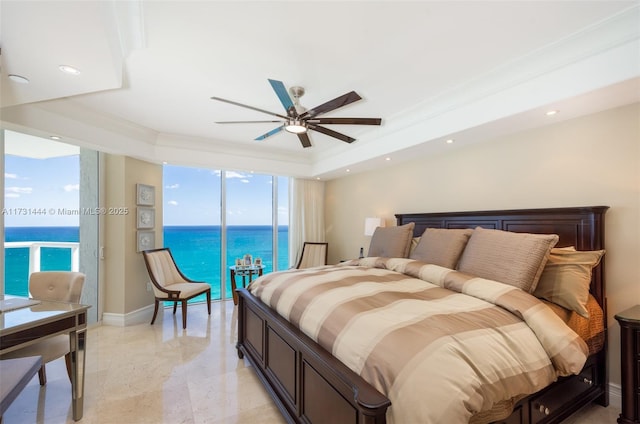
[364,217,385,236]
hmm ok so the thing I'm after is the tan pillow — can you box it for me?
[410,228,473,269]
[457,227,559,292]
[533,247,605,318]
[368,222,415,258]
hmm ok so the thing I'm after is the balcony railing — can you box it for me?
[4,241,80,274]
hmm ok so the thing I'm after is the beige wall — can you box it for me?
[103,155,163,315]
[325,102,640,388]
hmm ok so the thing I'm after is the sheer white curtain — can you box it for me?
[289,178,325,267]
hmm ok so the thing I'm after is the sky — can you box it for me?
[163,165,289,226]
[4,153,81,227]
[3,139,289,227]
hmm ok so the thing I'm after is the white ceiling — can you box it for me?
[1,1,639,179]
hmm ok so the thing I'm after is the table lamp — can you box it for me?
[360,217,385,258]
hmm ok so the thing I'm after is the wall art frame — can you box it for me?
[137,207,155,229]
[136,183,155,206]
[137,230,155,252]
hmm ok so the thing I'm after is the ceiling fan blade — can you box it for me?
[308,124,355,143]
[298,132,312,148]
[268,79,297,117]
[255,125,284,141]
[308,117,381,125]
[300,91,362,119]
[215,120,283,124]
[211,96,288,120]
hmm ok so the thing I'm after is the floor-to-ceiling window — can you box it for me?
[163,165,221,300]
[2,131,101,323]
[162,165,288,301]
[225,171,274,298]
[3,133,80,296]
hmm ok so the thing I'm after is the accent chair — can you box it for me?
[142,248,211,329]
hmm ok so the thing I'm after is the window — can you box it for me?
[163,166,221,300]
[3,131,106,324]
[3,134,80,296]
[163,165,288,301]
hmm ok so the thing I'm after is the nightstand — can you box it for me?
[615,305,640,424]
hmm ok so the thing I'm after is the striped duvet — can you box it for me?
[249,257,588,423]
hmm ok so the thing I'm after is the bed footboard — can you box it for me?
[237,289,606,424]
[236,288,390,424]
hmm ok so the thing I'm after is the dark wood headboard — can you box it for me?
[395,206,609,308]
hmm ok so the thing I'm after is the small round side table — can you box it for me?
[229,265,264,305]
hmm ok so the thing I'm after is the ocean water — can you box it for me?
[5,226,79,297]
[4,226,289,300]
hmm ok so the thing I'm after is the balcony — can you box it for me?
[4,241,80,275]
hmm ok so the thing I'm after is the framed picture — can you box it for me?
[137,230,155,252]
[254,257,262,266]
[136,184,155,206]
[137,207,155,229]
[243,253,252,266]
[235,258,244,268]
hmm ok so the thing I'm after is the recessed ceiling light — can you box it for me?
[385,157,391,161]
[8,74,29,84]
[59,65,81,75]
[346,169,350,173]
[50,136,61,140]
[446,139,454,144]
[546,110,558,116]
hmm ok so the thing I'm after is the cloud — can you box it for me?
[226,171,250,179]
[5,173,18,179]
[5,186,33,196]
[64,184,80,192]
[167,200,178,206]
[5,193,20,198]
[166,183,179,189]
[241,179,250,183]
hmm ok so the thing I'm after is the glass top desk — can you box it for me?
[0,297,90,421]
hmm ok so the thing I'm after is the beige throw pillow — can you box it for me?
[457,227,559,292]
[533,247,605,318]
[368,222,416,258]
[410,228,473,269]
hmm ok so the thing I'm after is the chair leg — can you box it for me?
[181,300,187,329]
[150,299,160,325]
[64,353,73,383]
[206,290,211,315]
[173,302,178,315]
[37,365,47,386]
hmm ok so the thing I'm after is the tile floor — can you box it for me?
[2,301,621,423]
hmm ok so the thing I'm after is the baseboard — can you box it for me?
[609,382,622,409]
[102,304,156,327]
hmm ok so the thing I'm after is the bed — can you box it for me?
[236,206,609,424]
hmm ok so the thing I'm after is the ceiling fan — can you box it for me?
[211,79,382,148]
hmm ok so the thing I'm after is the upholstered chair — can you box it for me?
[295,242,328,269]
[142,248,211,329]
[1,271,85,385]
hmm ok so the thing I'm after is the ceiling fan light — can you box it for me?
[285,120,307,134]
